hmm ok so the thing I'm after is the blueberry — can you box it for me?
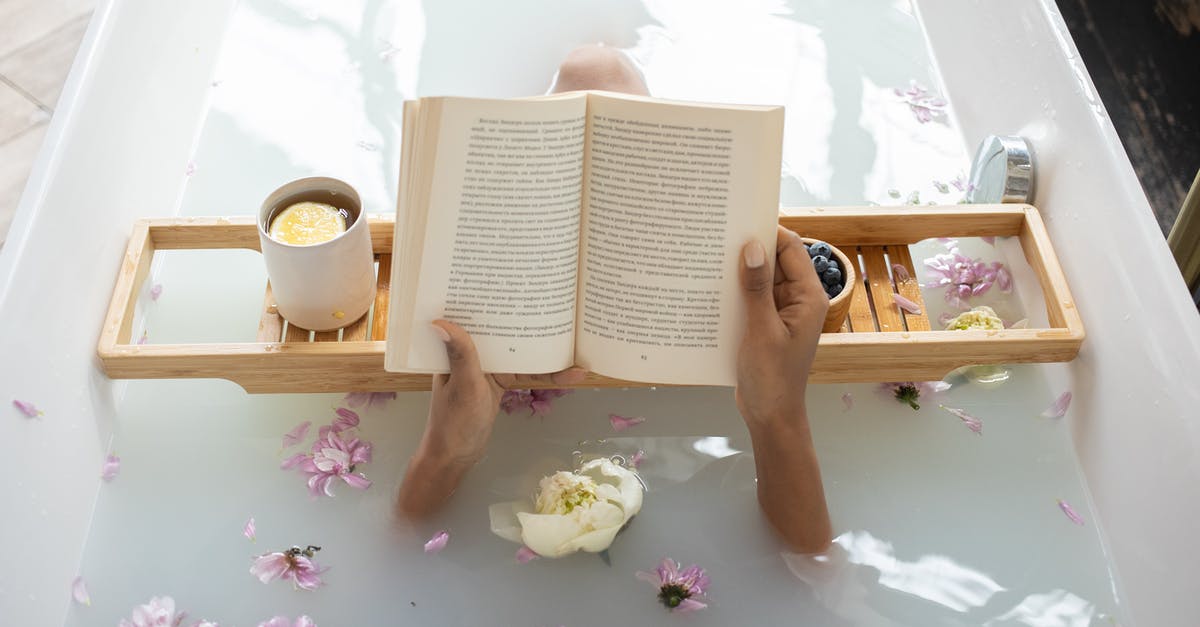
[827,257,840,271]
[812,255,830,274]
[826,282,843,298]
[822,267,842,285]
[809,242,833,259]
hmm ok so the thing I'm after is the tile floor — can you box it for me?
[0,0,95,247]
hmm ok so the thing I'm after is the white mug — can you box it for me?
[258,177,375,332]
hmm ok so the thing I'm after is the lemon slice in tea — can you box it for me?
[269,202,348,246]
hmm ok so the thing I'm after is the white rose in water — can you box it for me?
[489,458,643,558]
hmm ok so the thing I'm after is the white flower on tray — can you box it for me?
[489,458,643,558]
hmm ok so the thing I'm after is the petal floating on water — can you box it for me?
[243,517,256,542]
[1041,391,1072,418]
[100,454,121,481]
[516,545,539,564]
[424,530,450,554]
[939,405,983,435]
[1057,499,1085,525]
[13,399,42,417]
[71,576,90,606]
[609,414,646,432]
[282,421,312,449]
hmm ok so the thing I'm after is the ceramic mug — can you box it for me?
[258,177,375,332]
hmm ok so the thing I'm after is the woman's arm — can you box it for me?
[396,320,586,519]
[734,226,833,553]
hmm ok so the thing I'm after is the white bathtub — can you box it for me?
[1,0,1197,624]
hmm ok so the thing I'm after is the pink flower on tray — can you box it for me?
[118,596,186,627]
[251,546,326,590]
[516,545,539,564]
[244,517,257,542]
[636,557,710,612]
[878,381,951,411]
[939,405,983,435]
[923,252,1011,311]
[332,407,359,432]
[343,391,396,411]
[281,421,311,449]
[500,389,572,416]
[1057,499,1085,526]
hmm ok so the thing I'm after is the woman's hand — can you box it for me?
[735,225,833,554]
[397,320,586,519]
[735,225,828,425]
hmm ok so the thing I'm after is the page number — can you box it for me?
[508,347,517,353]
[640,354,648,361]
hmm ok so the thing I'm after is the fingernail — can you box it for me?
[431,323,451,343]
[744,240,765,268]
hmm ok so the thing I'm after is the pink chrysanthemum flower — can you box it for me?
[299,428,372,497]
[923,252,1011,311]
[118,596,185,627]
[500,389,572,416]
[636,558,710,612]
[250,546,326,590]
[878,381,951,411]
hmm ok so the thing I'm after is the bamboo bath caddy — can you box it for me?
[97,205,1084,392]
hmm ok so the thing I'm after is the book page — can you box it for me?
[575,92,783,385]
[385,95,588,373]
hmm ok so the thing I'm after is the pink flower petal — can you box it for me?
[341,473,371,490]
[516,545,539,563]
[424,530,449,554]
[996,266,1013,292]
[891,263,910,282]
[100,454,121,481]
[244,517,256,542]
[939,405,983,435]
[1057,499,1085,525]
[282,421,312,449]
[150,283,163,301]
[13,399,42,418]
[137,331,148,345]
[609,413,645,432]
[841,392,854,411]
[675,598,708,613]
[1041,391,1072,418]
[892,293,923,315]
[629,449,646,468]
[71,576,90,606]
[280,453,309,470]
[185,161,196,177]
[981,236,996,246]
[332,407,359,431]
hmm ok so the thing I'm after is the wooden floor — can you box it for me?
[0,0,1196,248]
[0,0,95,247]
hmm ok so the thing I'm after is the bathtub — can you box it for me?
[1,0,1197,624]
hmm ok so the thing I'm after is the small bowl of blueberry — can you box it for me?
[800,237,858,333]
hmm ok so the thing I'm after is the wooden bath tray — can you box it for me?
[97,205,1083,392]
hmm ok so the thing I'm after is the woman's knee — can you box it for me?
[553,45,648,95]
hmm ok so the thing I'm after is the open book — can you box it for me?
[384,90,783,386]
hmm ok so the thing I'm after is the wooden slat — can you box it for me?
[861,246,905,332]
[887,245,931,331]
[371,254,392,341]
[99,220,156,347]
[146,216,395,252]
[779,205,1026,245]
[342,313,369,342]
[845,249,876,332]
[313,329,340,342]
[284,321,311,343]
[256,281,284,342]
[1017,207,1084,335]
